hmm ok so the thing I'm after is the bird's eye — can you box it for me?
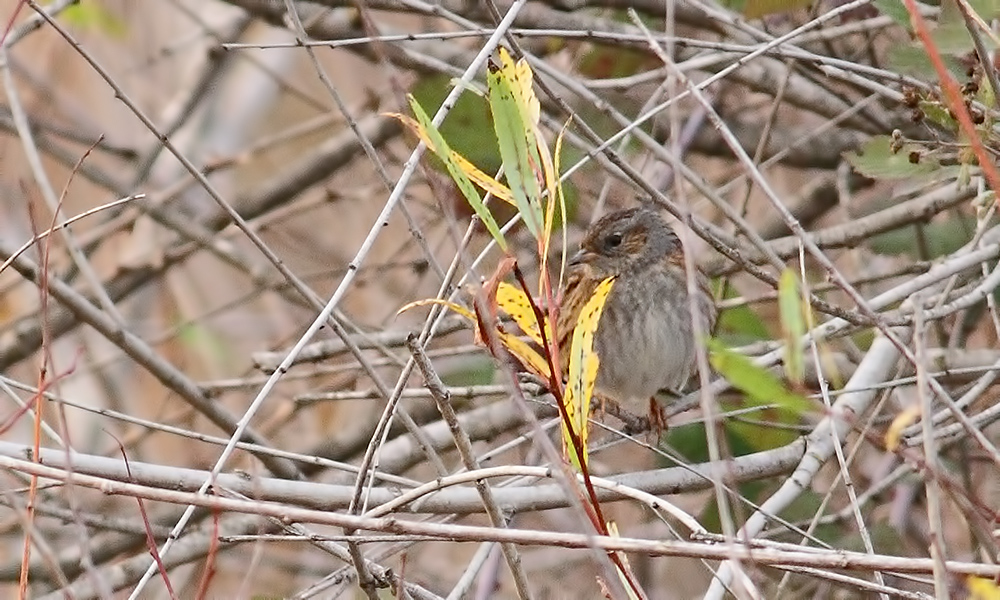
[605,232,623,249]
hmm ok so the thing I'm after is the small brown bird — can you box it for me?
[557,207,717,423]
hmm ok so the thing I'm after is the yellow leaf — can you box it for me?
[496,282,548,345]
[397,298,475,321]
[607,522,641,600]
[967,575,1000,600]
[885,405,921,451]
[564,276,616,469]
[499,48,540,127]
[398,295,549,378]
[461,158,515,205]
[499,331,550,377]
[388,111,515,206]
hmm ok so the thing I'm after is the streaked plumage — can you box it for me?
[557,208,716,412]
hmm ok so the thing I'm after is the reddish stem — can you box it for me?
[512,262,647,598]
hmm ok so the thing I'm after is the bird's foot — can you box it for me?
[648,397,669,437]
[601,398,655,437]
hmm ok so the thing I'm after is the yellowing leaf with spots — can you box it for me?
[492,47,540,131]
[564,276,615,469]
[499,331,550,377]
[509,52,540,126]
[487,47,545,238]
[496,282,549,345]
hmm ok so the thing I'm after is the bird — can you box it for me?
[556,207,717,427]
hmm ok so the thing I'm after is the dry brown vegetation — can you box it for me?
[1,0,1000,598]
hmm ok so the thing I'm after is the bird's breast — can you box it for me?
[592,268,701,402]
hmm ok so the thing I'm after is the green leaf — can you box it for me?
[662,420,757,464]
[918,100,957,129]
[62,4,127,37]
[844,135,940,179]
[777,491,842,544]
[873,0,915,29]
[715,282,770,343]
[969,0,1000,18]
[707,338,816,418]
[717,304,770,344]
[695,478,768,533]
[778,270,806,386]
[407,95,508,251]
[725,405,801,451]
[887,45,968,80]
[932,0,984,55]
[841,523,906,555]
[719,0,748,13]
[439,357,496,387]
[868,216,977,258]
[663,397,798,467]
[969,0,1000,16]
[977,75,997,110]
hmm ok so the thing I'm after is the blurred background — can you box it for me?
[1,0,999,598]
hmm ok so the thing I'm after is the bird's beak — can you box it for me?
[569,249,594,267]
